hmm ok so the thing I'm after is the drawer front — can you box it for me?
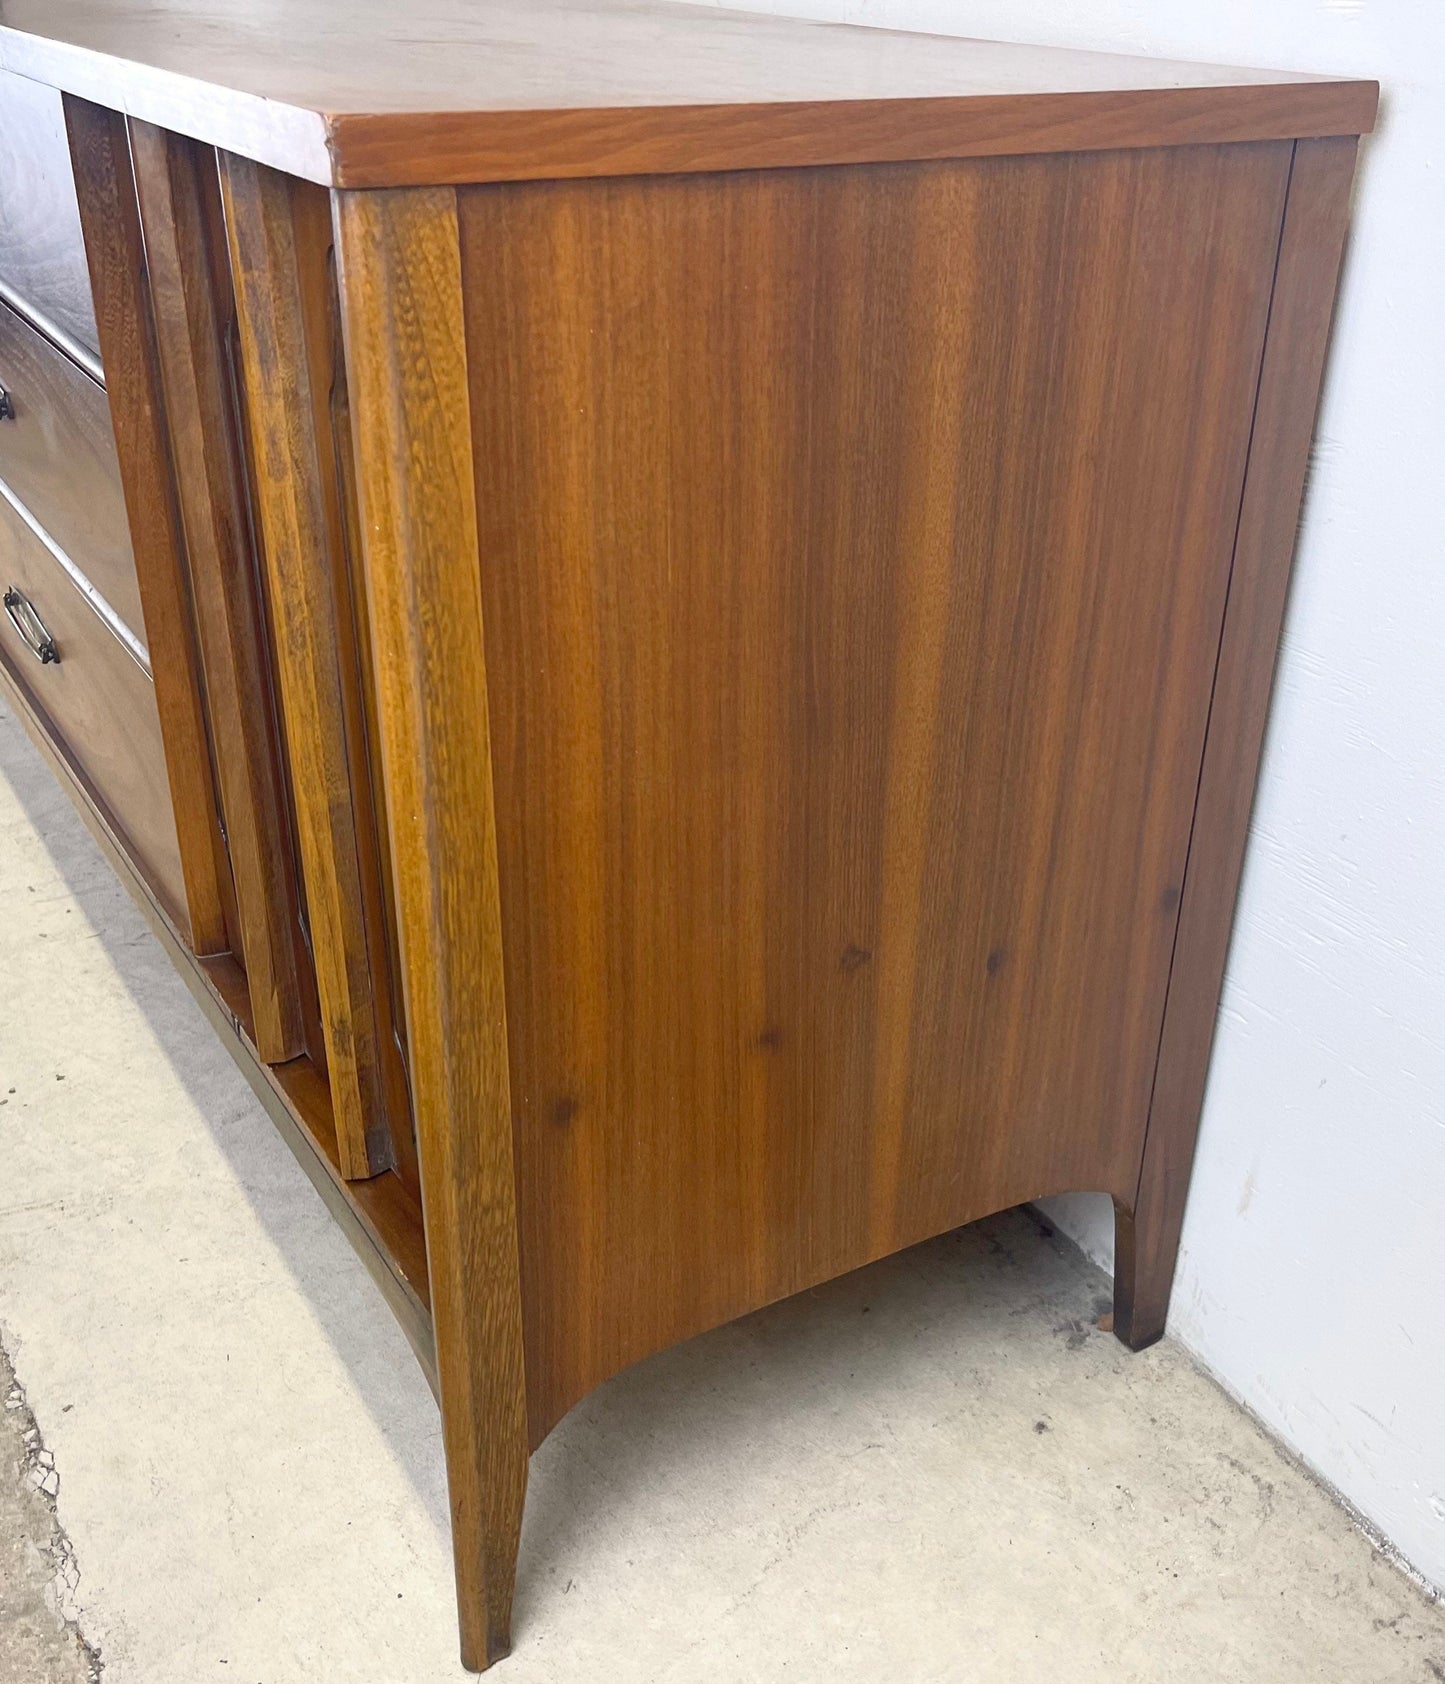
[0,300,145,646]
[0,492,184,918]
[0,70,99,367]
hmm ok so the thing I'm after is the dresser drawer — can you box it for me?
[0,491,184,918]
[0,300,145,645]
[0,69,99,367]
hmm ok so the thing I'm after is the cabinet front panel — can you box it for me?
[0,298,145,643]
[0,490,183,916]
[0,68,100,365]
[459,141,1292,1435]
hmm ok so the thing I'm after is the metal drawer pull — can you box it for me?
[3,585,59,663]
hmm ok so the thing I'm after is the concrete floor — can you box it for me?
[1,698,1443,1684]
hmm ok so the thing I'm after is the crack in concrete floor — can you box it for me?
[0,1342,101,1683]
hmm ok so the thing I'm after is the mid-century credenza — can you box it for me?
[0,0,1374,1666]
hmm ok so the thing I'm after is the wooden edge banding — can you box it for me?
[1117,135,1361,1348]
[128,119,308,1061]
[332,185,528,1671]
[326,81,1379,188]
[63,95,230,954]
[219,151,394,1180]
[323,265,424,1203]
[0,24,1377,188]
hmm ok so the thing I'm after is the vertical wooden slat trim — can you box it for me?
[128,120,305,1061]
[327,285,423,1202]
[219,152,393,1179]
[1116,136,1361,1347]
[62,97,230,955]
[332,186,527,1670]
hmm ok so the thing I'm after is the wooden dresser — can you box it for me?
[0,2,1374,1667]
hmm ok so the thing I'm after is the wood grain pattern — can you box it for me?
[334,186,527,1670]
[0,489,186,915]
[0,297,145,643]
[327,83,1374,190]
[0,66,99,364]
[1114,136,1362,1349]
[0,21,1372,1661]
[325,277,421,1202]
[129,120,307,1059]
[459,143,1293,1441]
[63,96,232,958]
[221,152,396,1180]
[0,1,1375,189]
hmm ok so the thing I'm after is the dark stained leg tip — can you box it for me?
[1111,1197,1174,1354]
[1112,1306,1168,1353]
[459,1631,513,1674]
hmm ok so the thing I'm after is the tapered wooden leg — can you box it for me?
[333,184,528,1670]
[1110,137,1359,1359]
[1112,1195,1178,1351]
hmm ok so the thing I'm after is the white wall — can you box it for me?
[688,0,1445,1593]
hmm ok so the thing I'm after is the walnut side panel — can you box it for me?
[1114,136,1363,1348]
[333,186,527,1672]
[458,143,1293,1440]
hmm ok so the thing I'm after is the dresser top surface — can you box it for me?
[0,0,1376,188]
